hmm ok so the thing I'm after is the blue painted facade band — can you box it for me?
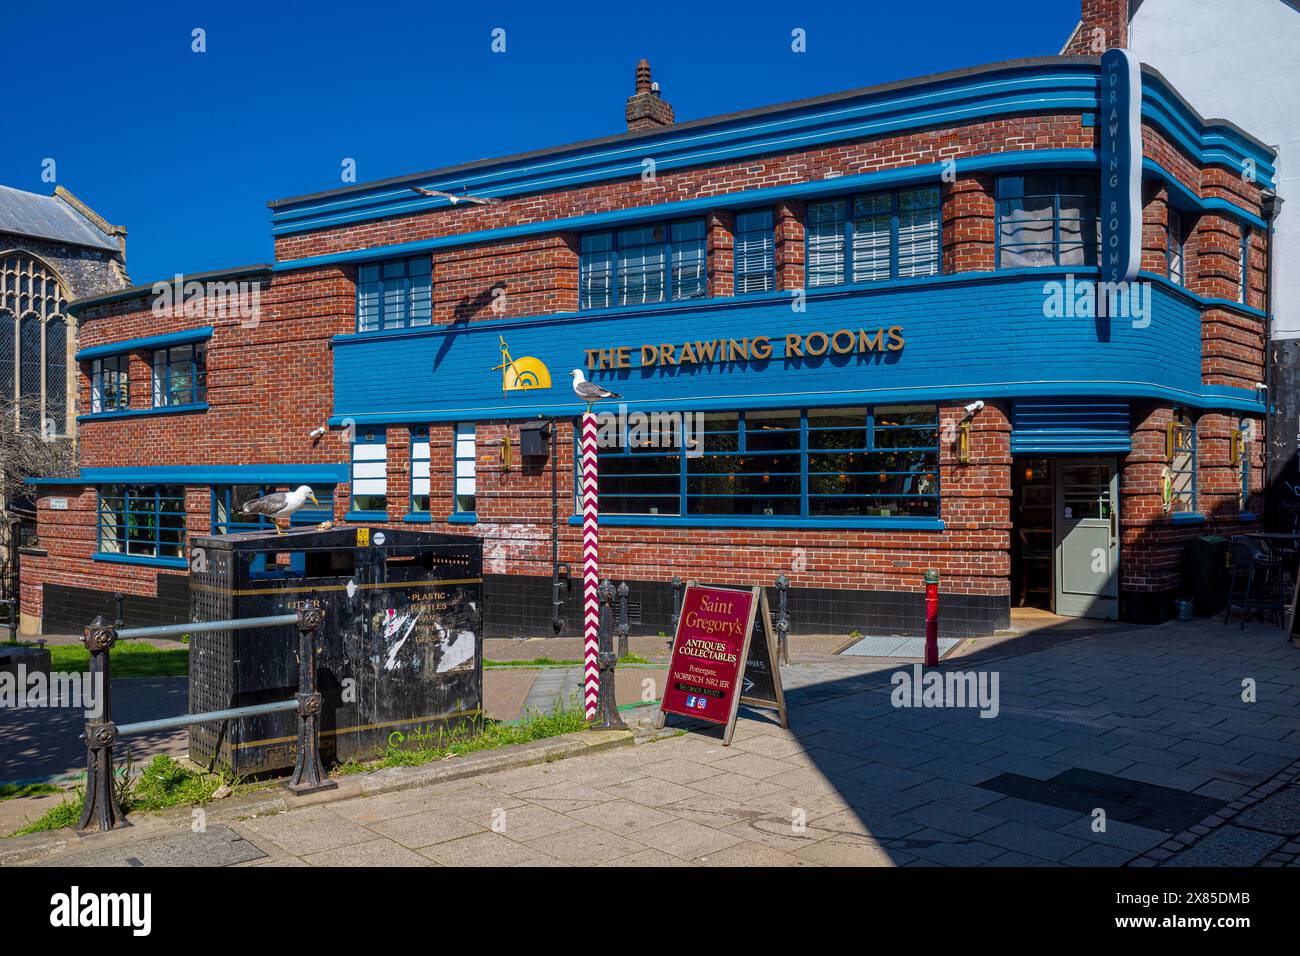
[1010,401,1132,454]
[330,270,1260,426]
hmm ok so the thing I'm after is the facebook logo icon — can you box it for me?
[686,696,697,708]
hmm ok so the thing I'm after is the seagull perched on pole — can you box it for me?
[409,185,499,206]
[239,486,319,534]
[570,369,622,410]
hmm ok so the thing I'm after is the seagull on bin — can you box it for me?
[239,486,319,534]
[570,369,622,410]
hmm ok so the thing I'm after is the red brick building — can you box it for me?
[20,4,1277,638]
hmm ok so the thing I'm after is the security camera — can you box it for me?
[961,400,985,420]
[309,426,327,440]
[1254,383,1267,392]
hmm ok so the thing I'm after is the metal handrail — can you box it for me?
[118,613,299,641]
[117,699,300,737]
[76,603,336,833]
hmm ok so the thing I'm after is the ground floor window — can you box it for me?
[350,429,388,514]
[588,404,939,519]
[212,484,334,533]
[1165,407,1197,514]
[454,423,477,513]
[98,485,186,559]
[410,427,431,514]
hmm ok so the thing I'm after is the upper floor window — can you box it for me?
[806,187,941,289]
[91,355,130,413]
[152,343,206,408]
[357,256,432,332]
[1167,208,1186,286]
[579,219,707,309]
[98,484,186,560]
[996,174,1099,269]
[734,209,775,294]
[1,253,71,436]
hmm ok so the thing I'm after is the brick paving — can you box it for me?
[10,614,1300,865]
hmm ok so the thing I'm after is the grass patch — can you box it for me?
[8,755,238,837]
[334,705,590,775]
[0,782,62,802]
[3,640,189,678]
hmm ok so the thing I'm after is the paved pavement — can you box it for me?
[10,613,1297,866]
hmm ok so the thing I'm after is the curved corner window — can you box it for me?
[996,173,1099,268]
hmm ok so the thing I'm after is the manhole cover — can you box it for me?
[838,636,961,659]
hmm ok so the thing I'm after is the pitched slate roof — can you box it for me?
[0,185,118,252]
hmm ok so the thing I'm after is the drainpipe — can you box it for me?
[1261,189,1281,528]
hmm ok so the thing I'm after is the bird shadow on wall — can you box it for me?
[430,282,508,374]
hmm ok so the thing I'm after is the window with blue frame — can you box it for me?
[410,426,431,514]
[1167,208,1186,286]
[1166,407,1197,515]
[579,219,707,309]
[454,423,476,513]
[1239,228,1251,304]
[996,173,1099,268]
[589,405,939,519]
[734,209,775,294]
[350,429,388,514]
[91,355,129,413]
[356,257,433,332]
[211,485,333,533]
[98,485,186,560]
[1238,421,1252,514]
[151,344,206,407]
[805,187,941,289]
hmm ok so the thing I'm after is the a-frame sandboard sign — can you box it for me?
[654,582,789,745]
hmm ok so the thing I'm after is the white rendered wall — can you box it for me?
[1130,0,1300,334]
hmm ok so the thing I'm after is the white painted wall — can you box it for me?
[1130,0,1300,334]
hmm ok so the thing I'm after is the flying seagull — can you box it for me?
[409,185,499,206]
[570,368,622,408]
[239,486,319,534]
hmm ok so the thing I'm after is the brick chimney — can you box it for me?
[1063,0,1130,53]
[625,59,674,131]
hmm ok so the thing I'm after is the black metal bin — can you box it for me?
[187,526,483,775]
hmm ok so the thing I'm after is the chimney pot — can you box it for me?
[626,59,674,131]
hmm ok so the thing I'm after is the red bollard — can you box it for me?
[923,569,940,666]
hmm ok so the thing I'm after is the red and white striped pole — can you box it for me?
[580,411,601,720]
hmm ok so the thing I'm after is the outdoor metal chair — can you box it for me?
[1224,536,1285,628]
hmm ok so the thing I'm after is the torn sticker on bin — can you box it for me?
[437,630,475,673]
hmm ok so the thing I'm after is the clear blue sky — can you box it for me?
[2,0,1079,282]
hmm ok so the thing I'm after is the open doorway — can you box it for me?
[1012,458,1054,610]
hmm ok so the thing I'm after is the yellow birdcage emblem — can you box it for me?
[493,336,552,392]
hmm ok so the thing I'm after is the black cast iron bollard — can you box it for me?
[669,575,683,651]
[288,602,336,795]
[616,581,630,659]
[78,615,129,833]
[591,579,627,731]
[775,574,791,665]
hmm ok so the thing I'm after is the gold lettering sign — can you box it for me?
[585,327,903,370]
